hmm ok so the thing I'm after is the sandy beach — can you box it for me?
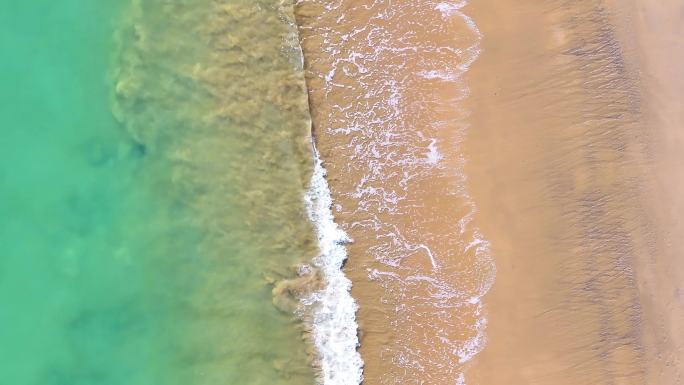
[464,0,683,383]
[295,0,683,383]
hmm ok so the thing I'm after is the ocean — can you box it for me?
[0,1,331,384]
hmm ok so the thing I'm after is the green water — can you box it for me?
[0,1,317,384]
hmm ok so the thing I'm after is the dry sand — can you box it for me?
[629,1,684,383]
[464,0,683,384]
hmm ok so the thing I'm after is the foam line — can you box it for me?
[303,145,364,385]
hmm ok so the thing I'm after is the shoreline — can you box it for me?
[295,1,494,383]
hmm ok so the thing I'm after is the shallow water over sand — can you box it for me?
[112,1,321,383]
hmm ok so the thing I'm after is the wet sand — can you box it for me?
[296,1,494,383]
[464,0,683,384]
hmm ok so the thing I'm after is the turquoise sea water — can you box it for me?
[1,1,317,384]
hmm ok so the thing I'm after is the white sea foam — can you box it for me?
[435,1,468,18]
[303,145,364,385]
[456,373,467,385]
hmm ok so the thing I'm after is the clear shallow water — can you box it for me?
[1,1,318,384]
